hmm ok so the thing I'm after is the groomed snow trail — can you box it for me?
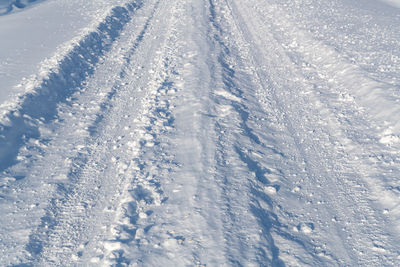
[1,0,400,266]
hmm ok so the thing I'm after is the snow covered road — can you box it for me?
[1,0,400,266]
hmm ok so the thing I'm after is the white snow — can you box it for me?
[379,0,400,8]
[0,0,126,107]
[0,0,400,266]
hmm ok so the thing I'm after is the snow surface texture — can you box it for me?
[0,0,399,266]
[379,0,400,8]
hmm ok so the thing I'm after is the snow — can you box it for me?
[0,0,125,105]
[0,0,400,266]
[379,0,400,8]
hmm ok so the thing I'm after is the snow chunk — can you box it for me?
[264,185,278,195]
[296,222,315,234]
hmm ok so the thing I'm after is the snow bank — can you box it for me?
[0,0,141,172]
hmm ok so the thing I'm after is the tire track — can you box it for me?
[223,0,400,265]
[92,2,186,265]
[25,2,163,265]
[206,0,292,265]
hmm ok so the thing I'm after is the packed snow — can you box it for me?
[0,0,399,266]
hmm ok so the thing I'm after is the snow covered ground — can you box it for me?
[0,0,399,266]
[379,0,400,8]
